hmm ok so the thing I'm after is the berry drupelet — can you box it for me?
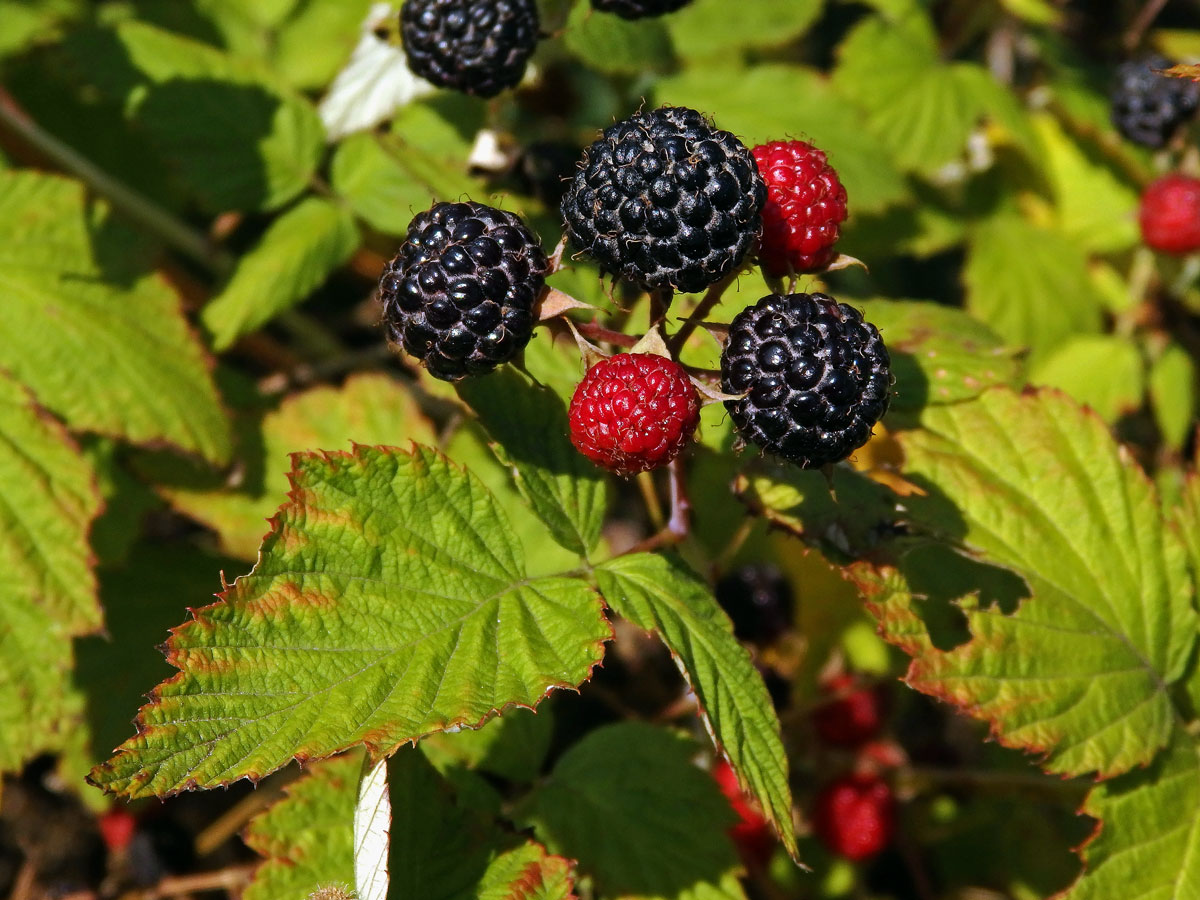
[401,0,540,97]
[715,563,795,646]
[1111,55,1200,148]
[591,0,693,18]
[568,353,700,475]
[561,106,766,295]
[721,293,890,468]
[379,201,547,381]
[752,139,848,276]
[813,774,895,862]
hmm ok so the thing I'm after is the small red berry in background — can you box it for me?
[98,806,137,854]
[712,758,775,868]
[568,353,700,475]
[813,674,886,747]
[813,774,895,862]
[1140,173,1200,254]
[752,140,848,277]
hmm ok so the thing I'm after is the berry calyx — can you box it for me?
[1111,55,1200,149]
[721,292,891,468]
[1139,173,1200,255]
[712,759,774,868]
[590,0,693,18]
[561,106,766,294]
[568,353,700,475]
[813,774,895,862]
[715,563,795,646]
[752,140,848,276]
[401,0,540,97]
[812,674,886,748]
[379,201,547,381]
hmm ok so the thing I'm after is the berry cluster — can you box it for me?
[1111,55,1199,149]
[1140,173,1200,256]
[753,140,848,276]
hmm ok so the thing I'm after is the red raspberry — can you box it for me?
[813,774,895,862]
[568,353,700,475]
[812,674,886,748]
[1140,173,1200,254]
[98,806,137,853]
[752,140,848,277]
[712,758,774,868]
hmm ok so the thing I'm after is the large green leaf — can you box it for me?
[872,389,1196,778]
[964,216,1103,363]
[243,751,360,900]
[457,368,608,558]
[158,374,435,559]
[564,2,674,73]
[1062,731,1200,899]
[655,65,907,214]
[833,15,1031,177]
[202,197,360,350]
[91,20,324,211]
[595,553,797,861]
[0,601,76,774]
[666,0,822,58]
[0,170,232,463]
[518,722,745,900]
[89,444,610,798]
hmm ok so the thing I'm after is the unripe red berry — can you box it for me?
[568,353,700,475]
[813,774,895,862]
[712,758,774,868]
[812,674,886,748]
[98,806,137,853]
[752,140,848,277]
[1140,173,1200,255]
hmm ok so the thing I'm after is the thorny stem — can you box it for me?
[648,287,673,326]
[575,319,638,349]
[637,471,666,531]
[666,457,691,539]
[1124,0,1170,51]
[667,274,734,354]
[0,89,230,276]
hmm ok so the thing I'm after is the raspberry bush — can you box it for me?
[2,2,1200,900]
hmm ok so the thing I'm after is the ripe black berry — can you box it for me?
[590,0,693,18]
[401,0,540,98]
[379,201,547,381]
[721,293,890,468]
[1111,55,1200,148]
[560,106,765,295]
[715,563,794,646]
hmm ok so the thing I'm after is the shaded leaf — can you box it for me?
[519,721,746,900]
[596,553,797,860]
[1149,343,1197,452]
[202,198,360,350]
[0,170,232,463]
[90,445,610,798]
[243,752,360,900]
[422,706,555,783]
[666,0,822,58]
[1030,335,1145,423]
[564,3,674,74]
[457,367,608,557]
[872,389,1196,778]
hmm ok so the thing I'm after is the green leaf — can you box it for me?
[963,216,1103,363]
[666,0,823,58]
[112,20,324,211]
[473,842,577,900]
[90,444,610,798]
[332,129,483,236]
[875,389,1196,778]
[1150,343,1197,452]
[856,299,1023,415]
[0,371,102,633]
[1030,335,1145,423]
[833,16,1023,177]
[355,757,390,900]
[1031,113,1140,254]
[1061,731,1200,899]
[158,374,435,559]
[422,706,555,783]
[655,65,906,214]
[271,0,376,90]
[243,752,360,900]
[0,601,76,774]
[457,368,608,557]
[0,170,232,463]
[201,198,360,350]
[564,3,675,74]
[518,722,746,900]
[595,553,797,861]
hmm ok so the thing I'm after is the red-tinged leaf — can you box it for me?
[89,444,610,798]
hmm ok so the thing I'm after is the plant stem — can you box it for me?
[0,90,230,275]
[576,319,638,348]
[667,275,733,355]
[1125,0,1170,51]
